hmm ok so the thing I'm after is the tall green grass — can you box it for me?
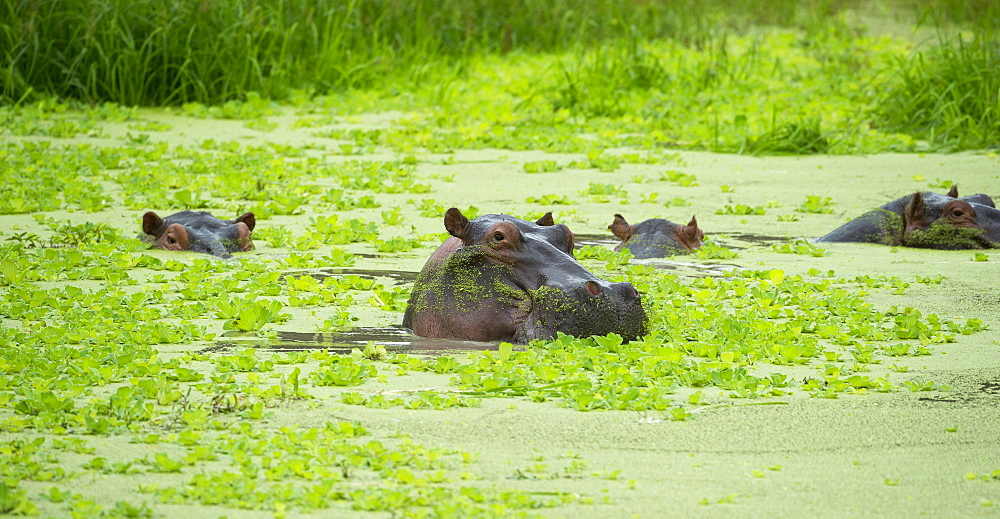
[0,0,837,106]
[0,0,996,152]
[874,1,1000,150]
[876,37,999,150]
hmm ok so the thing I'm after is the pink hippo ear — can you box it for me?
[903,192,929,233]
[535,212,555,226]
[444,208,472,242]
[234,212,256,232]
[946,184,958,198]
[678,215,704,250]
[608,214,636,242]
[233,212,255,251]
[142,211,165,237]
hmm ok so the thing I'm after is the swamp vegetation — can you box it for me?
[1,1,999,517]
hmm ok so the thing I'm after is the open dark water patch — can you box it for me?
[279,268,419,283]
[573,234,619,248]
[916,374,1000,405]
[204,327,501,356]
[725,233,789,244]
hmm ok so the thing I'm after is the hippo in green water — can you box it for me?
[141,211,255,258]
[609,214,704,258]
[818,186,1000,249]
[403,208,648,343]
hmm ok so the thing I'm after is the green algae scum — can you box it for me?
[2,1,1000,517]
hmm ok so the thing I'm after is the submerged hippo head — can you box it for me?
[609,214,703,258]
[403,208,647,343]
[902,191,1000,249]
[142,211,256,258]
[818,186,1000,249]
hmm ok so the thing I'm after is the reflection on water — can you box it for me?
[573,233,619,248]
[725,233,787,244]
[280,268,419,283]
[204,326,502,356]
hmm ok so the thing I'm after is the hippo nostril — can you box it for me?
[585,281,600,296]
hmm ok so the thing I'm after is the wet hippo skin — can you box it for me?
[609,214,704,258]
[818,186,1000,249]
[141,210,256,258]
[403,208,648,343]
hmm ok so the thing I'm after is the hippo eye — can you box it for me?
[167,236,177,245]
[952,210,964,217]
[493,232,504,241]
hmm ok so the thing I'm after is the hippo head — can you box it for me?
[818,186,1000,249]
[609,214,703,258]
[902,192,1000,249]
[142,210,256,258]
[403,208,647,343]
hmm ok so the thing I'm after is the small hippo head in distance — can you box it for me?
[142,210,255,259]
[609,214,704,259]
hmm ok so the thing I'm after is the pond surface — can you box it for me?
[3,105,1000,519]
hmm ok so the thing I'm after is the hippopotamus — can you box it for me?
[141,211,256,258]
[609,214,704,258]
[402,208,648,343]
[817,186,1000,249]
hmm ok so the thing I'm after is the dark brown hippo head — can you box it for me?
[902,191,1000,249]
[403,208,647,343]
[609,214,703,258]
[142,210,255,258]
[817,186,1000,249]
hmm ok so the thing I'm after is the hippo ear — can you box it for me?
[946,184,958,198]
[608,214,635,241]
[903,192,928,232]
[535,212,555,226]
[679,215,704,249]
[142,212,165,237]
[234,212,256,232]
[235,223,254,251]
[444,208,471,240]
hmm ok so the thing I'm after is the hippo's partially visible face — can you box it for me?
[609,214,703,258]
[902,192,1000,249]
[818,186,1000,249]
[403,208,647,343]
[142,211,255,258]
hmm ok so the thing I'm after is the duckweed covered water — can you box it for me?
[2,107,998,517]
[2,9,1000,517]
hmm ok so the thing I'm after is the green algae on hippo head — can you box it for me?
[818,187,1000,249]
[402,208,647,343]
[901,191,1000,249]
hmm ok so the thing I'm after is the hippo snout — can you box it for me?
[582,280,640,300]
[611,281,641,300]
